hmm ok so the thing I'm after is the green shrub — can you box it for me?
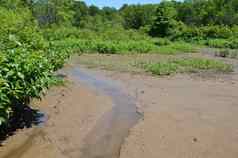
[157,42,198,54]
[95,41,118,54]
[173,25,236,42]
[121,41,156,53]
[205,38,238,49]
[0,7,46,51]
[206,39,230,48]
[0,6,71,126]
[230,38,238,49]
[51,39,158,54]
[200,25,233,39]
[153,38,171,46]
[144,62,178,75]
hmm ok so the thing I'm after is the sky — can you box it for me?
[83,0,161,9]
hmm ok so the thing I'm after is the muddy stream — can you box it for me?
[1,64,141,158]
[67,66,141,158]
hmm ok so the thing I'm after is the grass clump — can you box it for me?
[156,42,199,54]
[140,58,233,76]
[215,49,238,59]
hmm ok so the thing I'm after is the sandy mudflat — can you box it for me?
[1,54,238,158]
[113,72,238,158]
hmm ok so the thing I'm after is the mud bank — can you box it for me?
[63,66,141,158]
[0,63,141,158]
[111,73,238,158]
[0,76,113,158]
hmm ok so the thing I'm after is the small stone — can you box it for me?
[193,137,198,142]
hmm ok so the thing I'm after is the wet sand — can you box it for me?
[0,64,140,158]
[76,53,238,158]
[1,54,238,158]
[114,73,238,158]
[0,80,113,158]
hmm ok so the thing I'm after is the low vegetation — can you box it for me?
[140,58,233,76]
[215,49,238,59]
[51,38,198,54]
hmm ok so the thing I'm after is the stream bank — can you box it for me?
[0,62,140,158]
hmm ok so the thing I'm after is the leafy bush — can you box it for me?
[173,25,237,42]
[0,7,46,51]
[204,38,238,49]
[0,49,49,124]
[95,41,118,54]
[0,5,71,126]
[51,38,158,54]
[206,39,231,48]
[230,38,238,49]
[0,47,71,126]
[200,25,233,39]
[156,42,198,54]
[152,38,171,46]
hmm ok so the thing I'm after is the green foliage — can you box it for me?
[156,42,198,54]
[149,1,179,37]
[51,37,199,55]
[171,25,237,41]
[33,0,75,26]
[0,3,71,126]
[206,39,231,48]
[152,38,171,46]
[203,38,238,49]
[120,4,157,29]
[0,6,46,51]
[141,58,233,76]
[147,1,238,44]
[51,38,157,54]
[177,0,238,26]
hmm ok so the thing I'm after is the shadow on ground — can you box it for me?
[0,104,45,145]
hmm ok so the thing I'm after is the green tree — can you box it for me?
[72,1,89,27]
[149,1,179,37]
[32,0,75,27]
[120,4,157,29]
[88,5,101,16]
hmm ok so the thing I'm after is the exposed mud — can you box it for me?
[1,54,238,158]
[0,73,114,158]
[111,73,238,158]
[0,62,140,158]
[76,54,238,158]
[68,67,141,158]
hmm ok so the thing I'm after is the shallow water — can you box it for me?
[67,66,141,158]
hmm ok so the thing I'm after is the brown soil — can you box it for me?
[0,78,113,158]
[76,54,238,158]
[113,73,238,158]
[1,53,238,158]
